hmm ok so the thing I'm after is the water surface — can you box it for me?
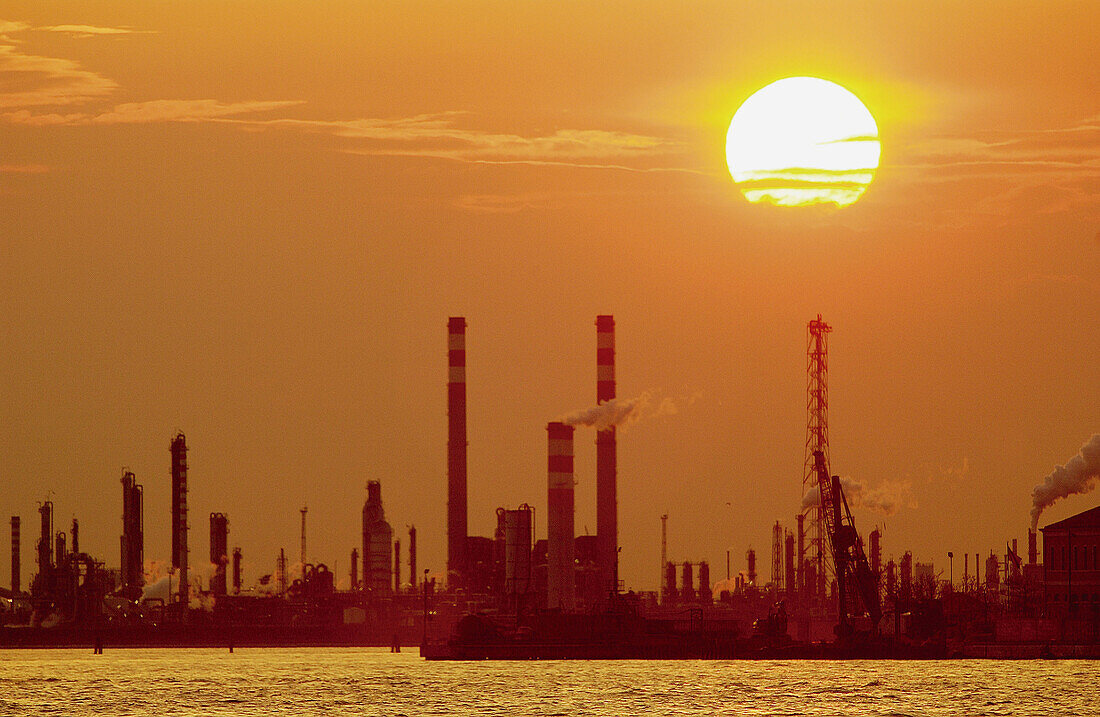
[2,648,1096,716]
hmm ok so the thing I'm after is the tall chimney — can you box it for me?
[447,316,468,589]
[10,516,19,593]
[408,526,417,590]
[547,421,575,611]
[170,432,189,611]
[1028,529,1037,565]
[595,315,617,598]
[350,548,358,590]
[70,518,79,555]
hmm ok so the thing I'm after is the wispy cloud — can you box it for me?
[38,25,150,36]
[217,112,681,166]
[0,42,117,108]
[4,99,304,126]
[0,20,685,174]
[895,116,1100,174]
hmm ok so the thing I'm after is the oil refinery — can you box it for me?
[1,315,1098,658]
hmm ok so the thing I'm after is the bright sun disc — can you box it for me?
[726,77,880,207]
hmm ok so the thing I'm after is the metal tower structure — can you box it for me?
[802,315,831,605]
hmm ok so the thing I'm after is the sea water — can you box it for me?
[1,648,1097,716]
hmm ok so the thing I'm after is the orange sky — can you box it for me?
[1,1,1098,590]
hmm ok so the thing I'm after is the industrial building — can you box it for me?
[1041,506,1100,611]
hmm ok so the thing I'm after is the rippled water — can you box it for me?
[2,648,1098,716]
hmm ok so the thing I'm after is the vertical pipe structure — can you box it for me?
[394,539,401,593]
[70,519,79,555]
[698,561,711,602]
[10,516,20,593]
[232,548,242,594]
[796,513,806,597]
[504,507,533,598]
[546,422,575,611]
[362,481,393,592]
[350,548,359,590]
[38,501,53,574]
[408,526,417,590]
[209,513,229,596]
[664,562,677,603]
[447,317,468,590]
[170,432,189,610]
[784,530,795,600]
[278,548,287,597]
[54,532,66,567]
[120,471,145,596]
[771,521,783,592]
[869,527,882,606]
[300,507,308,569]
[659,514,668,602]
[747,548,757,586]
[681,562,695,601]
[595,315,617,598]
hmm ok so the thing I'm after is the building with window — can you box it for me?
[1040,505,1100,612]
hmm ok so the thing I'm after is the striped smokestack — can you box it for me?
[447,317,468,588]
[596,315,617,598]
[547,421,576,611]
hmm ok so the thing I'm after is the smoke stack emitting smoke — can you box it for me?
[1030,434,1100,530]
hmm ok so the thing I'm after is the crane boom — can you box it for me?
[813,450,882,636]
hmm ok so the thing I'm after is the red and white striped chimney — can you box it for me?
[595,315,617,597]
[447,317,468,588]
[547,421,576,611]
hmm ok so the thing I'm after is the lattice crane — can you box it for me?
[812,450,882,635]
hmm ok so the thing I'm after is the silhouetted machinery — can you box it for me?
[812,450,882,637]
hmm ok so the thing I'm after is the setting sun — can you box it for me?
[725,77,880,207]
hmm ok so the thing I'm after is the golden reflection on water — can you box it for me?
[1,648,1098,716]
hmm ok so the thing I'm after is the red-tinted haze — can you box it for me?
[0,2,1097,591]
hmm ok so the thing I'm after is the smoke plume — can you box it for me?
[1030,434,1100,529]
[801,476,913,517]
[560,389,688,430]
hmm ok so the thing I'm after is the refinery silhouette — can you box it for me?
[2,315,1098,658]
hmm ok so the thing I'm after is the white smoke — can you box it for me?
[801,476,913,517]
[560,389,691,431]
[139,561,216,604]
[1030,434,1100,529]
